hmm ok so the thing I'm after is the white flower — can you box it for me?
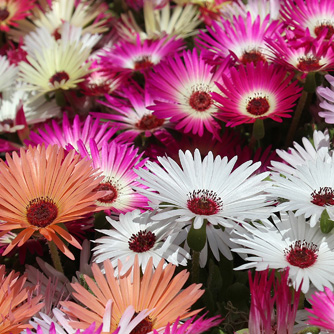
[0,56,19,92]
[135,149,273,229]
[231,211,334,293]
[269,155,334,227]
[93,209,190,275]
[271,129,331,175]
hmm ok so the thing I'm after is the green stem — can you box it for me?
[48,241,64,274]
[285,90,308,148]
[191,250,200,284]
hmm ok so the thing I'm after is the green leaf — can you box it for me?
[320,209,334,234]
[296,326,320,334]
[187,221,207,252]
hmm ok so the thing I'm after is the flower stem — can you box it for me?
[191,250,200,283]
[285,90,308,148]
[48,241,64,274]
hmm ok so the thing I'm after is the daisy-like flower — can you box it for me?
[0,55,19,92]
[96,85,170,142]
[77,139,148,213]
[27,322,103,334]
[271,129,331,175]
[280,0,334,40]
[307,286,334,331]
[100,34,185,74]
[266,31,334,74]
[269,154,334,227]
[135,149,272,229]
[212,61,302,127]
[147,49,228,137]
[61,257,204,333]
[19,39,91,99]
[0,265,44,334]
[317,74,334,123]
[0,144,103,259]
[93,209,190,275]
[247,268,301,334]
[26,113,119,153]
[231,211,334,293]
[117,1,201,41]
[0,0,35,32]
[196,12,281,65]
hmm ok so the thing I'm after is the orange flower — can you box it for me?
[0,145,103,259]
[61,257,204,333]
[0,265,43,334]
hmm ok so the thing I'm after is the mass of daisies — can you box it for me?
[3,0,334,333]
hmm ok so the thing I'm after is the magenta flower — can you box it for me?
[26,113,119,152]
[147,49,227,137]
[307,286,334,331]
[248,268,301,334]
[78,139,149,213]
[196,12,281,65]
[212,61,302,126]
[100,34,185,74]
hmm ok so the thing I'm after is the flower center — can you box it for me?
[240,50,266,65]
[187,189,222,215]
[52,27,62,40]
[246,96,270,116]
[26,197,58,228]
[297,55,321,72]
[130,315,153,334]
[49,71,70,85]
[311,187,334,206]
[136,114,165,130]
[189,91,212,112]
[134,56,153,71]
[94,182,117,204]
[284,240,318,268]
[314,21,334,39]
[0,7,9,21]
[128,230,156,253]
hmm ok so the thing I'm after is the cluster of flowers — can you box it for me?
[2,0,334,333]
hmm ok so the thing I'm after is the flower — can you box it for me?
[19,39,91,99]
[77,140,149,213]
[26,113,119,153]
[0,55,19,92]
[280,0,334,40]
[0,0,35,32]
[99,34,185,74]
[212,61,302,127]
[135,149,272,229]
[0,265,44,334]
[61,257,204,332]
[93,209,190,275]
[147,49,227,137]
[317,74,334,123]
[247,268,301,334]
[0,145,103,259]
[269,154,334,227]
[231,211,334,293]
[196,12,281,65]
[306,286,334,331]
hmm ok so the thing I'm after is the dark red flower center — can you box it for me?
[187,189,222,215]
[52,28,62,40]
[26,197,58,228]
[136,114,165,130]
[314,23,334,40]
[128,230,156,253]
[94,182,117,204]
[284,240,318,268]
[0,119,14,127]
[311,187,334,206]
[134,56,153,71]
[297,56,321,72]
[189,91,212,112]
[0,7,9,21]
[246,96,270,116]
[240,50,266,65]
[130,315,153,334]
[49,71,70,85]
